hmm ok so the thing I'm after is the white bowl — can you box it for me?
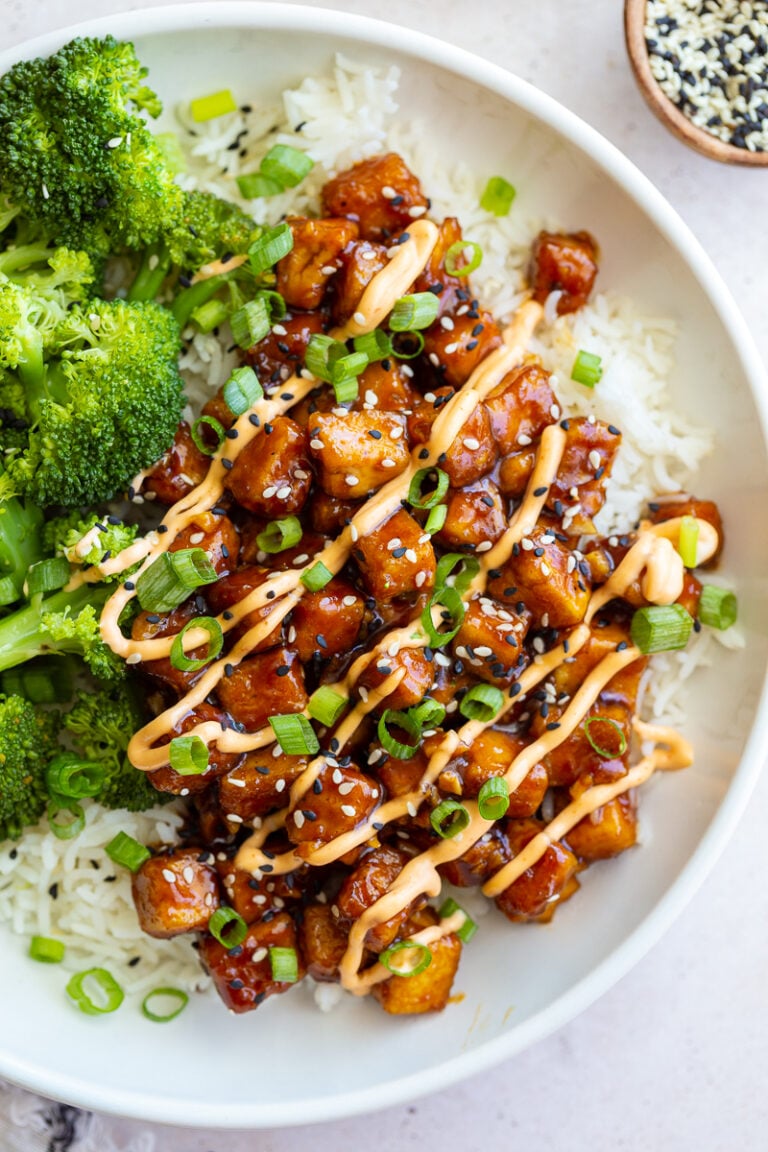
[1,2,767,1129]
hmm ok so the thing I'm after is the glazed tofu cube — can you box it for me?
[438,826,511,888]
[649,496,724,566]
[565,793,637,861]
[218,751,309,827]
[453,597,531,684]
[487,526,591,629]
[412,215,467,316]
[484,360,557,455]
[132,850,220,938]
[216,646,308,732]
[437,480,506,551]
[530,230,599,314]
[199,912,305,1013]
[330,239,388,325]
[300,903,350,981]
[354,359,416,414]
[548,418,621,534]
[215,861,306,924]
[497,447,537,498]
[131,599,203,695]
[495,819,580,922]
[149,704,243,796]
[286,762,380,852]
[407,390,498,487]
[355,508,436,602]
[290,577,365,661]
[144,419,211,504]
[372,907,461,1015]
[225,416,312,517]
[358,646,435,711]
[337,845,417,953]
[243,310,325,385]
[169,512,239,575]
[205,565,284,653]
[447,728,547,817]
[276,215,359,310]
[422,308,502,389]
[309,411,410,498]
[322,153,429,240]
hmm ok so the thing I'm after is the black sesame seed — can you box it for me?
[260,864,274,873]
[123,580,135,591]
[533,486,548,497]
[225,663,234,678]
[254,765,270,776]
[128,956,141,967]
[222,458,233,470]
[264,422,274,435]
[276,665,290,676]
[368,429,383,439]
[48,883,58,899]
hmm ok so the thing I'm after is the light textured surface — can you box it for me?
[1,0,767,1148]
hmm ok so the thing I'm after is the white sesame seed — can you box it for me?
[521,538,534,551]
[353,311,366,325]
[434,652,452,667]
[350,524,359,542]
[204,892,213,906]
[540,563,551,576]
[408,205,427,218]
[262,485,277,499]
[387,537,402,551]
[293,469,309,480]
[444,342,459,354]
[463,437,480,450]
[182,866,195,884]
[106,136,123,148]
[310,438,324,451]
[342,595,357,607]
[341,804,356,817]
[338,781,355,795]
[429,353,440,367]
[368,748,383,765]
[332,768,343,784]
[415,570,427,587]
[381,185,397,198]
[365,390,378,406]
[390,426,404,439]
[229,777,246,788]
[476,541,493,552]
[293,810,305,829]
[405,548,417,562]
[42,183,50,200]
[517,434,532,446]
[320,264,336,275]
[401,364,414,378]
[588,450,602,470]
[359,686,369,702]
[189,531,205,545]
[407,802,418,817]
[533,637,545,653]
[228,814,244,824]
[276,779,286,792]
[276,485,292,499]
[381,458,396,468]
[474,646,493,657]
[253,947,268,962]
[162,869,176,884]
[360,250,377,261]
[345,474,360,487]
[424,392,436,403]
[180,788,190,796]
[440,316,455,330]
[292,555,309,567]
[126,652,142,665]
[272,324,288,336]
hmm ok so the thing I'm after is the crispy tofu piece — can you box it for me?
[337,845,418,952]
[216,646,308,732]
[225,416,312,517]
[407,388,498,487]
[649,496,724,566]
[149,703,242,796]
[422,308,503,389]
[488,525,591,630]
[443,728,548,817]
[322,152,429,241]
[199,912,305,1013]
[412,215,467,316]
[453,597,531,684]
[218,751,309,827]
[215,861,306,924]
[438,480,506,551]
[290,577,365,662]
[438,826,511,888]
[355,508,436,602]
[287,762,380,853]
[358,645,435,711]
[372,907,461,1015]
[497,447,537,498]
[131,599,202,695]
[144,419,211,504]
[548,417,621,534]
[168,511,239,576]
[495,818,580,923]
[300,903,349,981]
[205,565,284,653]
[530,230,599,314]
[132,850,220,938]
[243,310,325,385]
[353,359,416,414]
[276,215,359,310]
[309,411,410,498]
[330,238,388,325]
[565,793,637,861]
[484,360,557,455]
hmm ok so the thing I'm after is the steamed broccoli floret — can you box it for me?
[0,36,183,260]
[0,693,59,839]
[1,296,184,507]
[127,190,259,303]
[0,483,43,606]
[42,510,139,580]
[63,683,164,811]
[0,582,123,682]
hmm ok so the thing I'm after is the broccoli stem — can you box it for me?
[0,489,43,599]
[0,583,108,672]
[15,326,45,397]
[171,272,232,329]
[127,242,172,303]
[0,245,58,275]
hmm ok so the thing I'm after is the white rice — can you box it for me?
[0,55,735,1003]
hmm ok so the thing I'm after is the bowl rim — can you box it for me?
[1,0,767,1129]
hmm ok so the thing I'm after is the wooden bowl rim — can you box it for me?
[624,0,768,167]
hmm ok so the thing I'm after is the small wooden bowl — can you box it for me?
[624,0,768,166]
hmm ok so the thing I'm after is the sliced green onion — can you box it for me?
[379,940,432,977]
[135,548,218,613]
[571,349,603,388]
[236,172,284,199]
[223,365,263,416]
[1,657,74,703]
[29,935,66,963]
[260,144,314,188]
[584,716,628,759]
[269,713,320,755]
[333,375,359,404]
[208,906,247,948]
[698,584,738,631]
[444,240,483,277]
[269,945,299,983]
[438,897,478,943]
[459,684,504,723]
[421,586,465,649]
[389,330,425,359]
[331,350,368,384]
[169,735,209,777]
[231,296,271,350]
[248,223,294,275]
[170,616,223,673]
[256,289,287,323]
[378,709,422,760]
[353,329,392,362]
[141,987,189,1023]
[46,753,105,800]
[408,697,446,731]
[434,553,480,594]
[477,776,510,820]
[190,414,225,457]
[305,334,345,383]
[407,467,449,510]
[300,560,333,592]
[190,297,229,334]
[480,176,517,216]
[105,831,151,873]
[678,515,700,568]
[389,293,440,332]
[630,604,693,654]
[425,504,447,535]
[0,575,18,606]
[430,797,471,839]
[66,968,124,1015]
[155,132,187,175]
[26,557,70,597]
[256,516,303,554]
[308,685,348,727]
[190,89,237,122]
[47,800,85,840]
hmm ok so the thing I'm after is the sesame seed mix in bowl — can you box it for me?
[646,0,768,151]
[0,49,741,1018]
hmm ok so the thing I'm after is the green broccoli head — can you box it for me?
[170,191,259,270]
[0,693,59,840]
[42,510,139,581]
[0,35,183,258]
[40,598,124,682]
[2,296,184,507]
[63,683,165,811]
